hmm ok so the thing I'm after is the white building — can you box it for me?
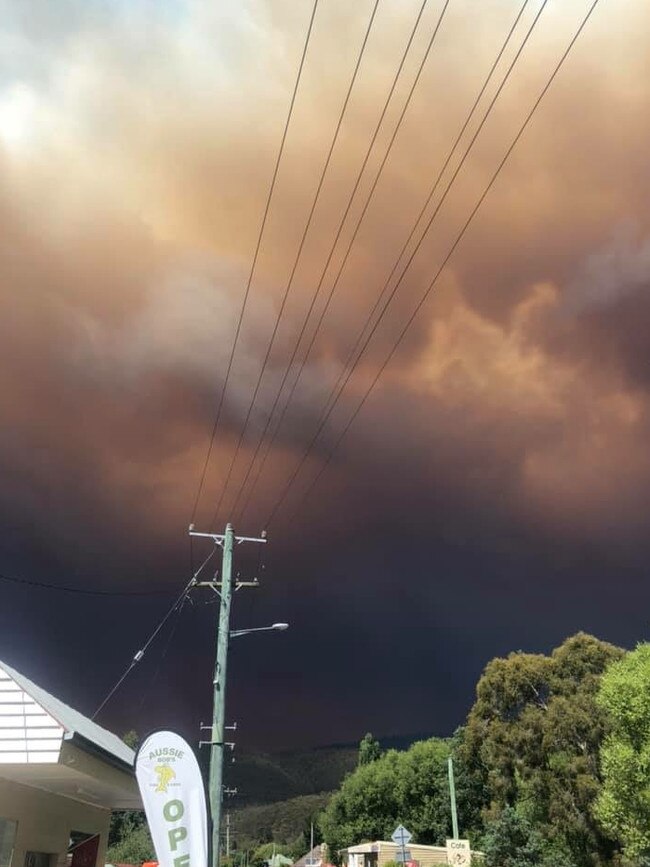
[0,659,141,867]
[343,841,479,867]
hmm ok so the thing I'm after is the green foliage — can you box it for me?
[249,842,293,867]
[122,730,141,751]
[594,643,650,861]
[358,734,382,766]
[320,736,480,860]
[225,852,252,867]
[481,806,576,867]
[232,792,331,851]
[463,632,623,867]
[109,730,148,860]
[108,809,144,848]
[106,824,154,864]
[449,727,489,840]
[226,632,630,867]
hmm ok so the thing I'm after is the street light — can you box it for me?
[230,622,289,639]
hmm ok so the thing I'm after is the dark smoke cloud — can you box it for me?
[0,0,649,749]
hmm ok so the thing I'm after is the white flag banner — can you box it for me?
[136,731,208,867]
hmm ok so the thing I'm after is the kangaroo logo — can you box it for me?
[154,764,176,793]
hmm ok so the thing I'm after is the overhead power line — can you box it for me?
[230,0,452,522]
[92,545,218,719]
[137,594,189,711]
[269,0,603,529]
[0,570,174,597]
[189,0,321,526]
[251,0,549,527]
[92,585,190,719]
[210,0,384,529]
[235,0,528,522]
[309,0,533,427]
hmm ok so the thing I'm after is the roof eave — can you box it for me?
[65,731,135,776]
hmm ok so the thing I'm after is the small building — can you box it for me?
[343,841,476,867]
[293,845,335,867]
[0,659,141,867]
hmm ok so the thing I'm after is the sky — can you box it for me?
[0,0,649,755]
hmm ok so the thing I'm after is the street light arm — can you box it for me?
[230,623,289,638]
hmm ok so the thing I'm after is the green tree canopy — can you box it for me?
[320,736,480,860]
[358,733,382,766]
[109,731,147,856]
[250,842,293,867]
[122,730,141,751]
[482,806,575,867]
[594,642,650,861]
[106,824,154,864]
[462,632,623,867]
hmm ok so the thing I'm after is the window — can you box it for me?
[0,820,17,867]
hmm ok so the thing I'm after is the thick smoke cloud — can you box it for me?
[0,0,649,748]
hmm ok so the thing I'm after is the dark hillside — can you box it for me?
[226,745,357,805]
[226,734,432,806]
[231,792,332,850]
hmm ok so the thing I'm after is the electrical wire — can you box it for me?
[235,0,528,522]
[189,0,321,527]
[312,0,533,428]
[229,0,452,522]
[271,0,603,529]
[0,570,175,597]
[247,0,548,526]
[137,594,189,711]
[92,545,219,719]
[210,0,383,529]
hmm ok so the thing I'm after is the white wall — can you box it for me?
[0,669,63,765]
[0,777,111,867]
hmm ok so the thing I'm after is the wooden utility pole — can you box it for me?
[190,524,267,867]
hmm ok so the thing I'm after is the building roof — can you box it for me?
[0,659,134,768]
[293,845,326,867]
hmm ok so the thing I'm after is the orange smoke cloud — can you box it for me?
[0,0,649,547]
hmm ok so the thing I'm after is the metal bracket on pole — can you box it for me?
[195,582,222,598]
[235,579,259,591]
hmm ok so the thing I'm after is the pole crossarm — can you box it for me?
[195,579,259,592]
[189,528,267,545]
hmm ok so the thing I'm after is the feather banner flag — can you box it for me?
[136,731,208,867]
